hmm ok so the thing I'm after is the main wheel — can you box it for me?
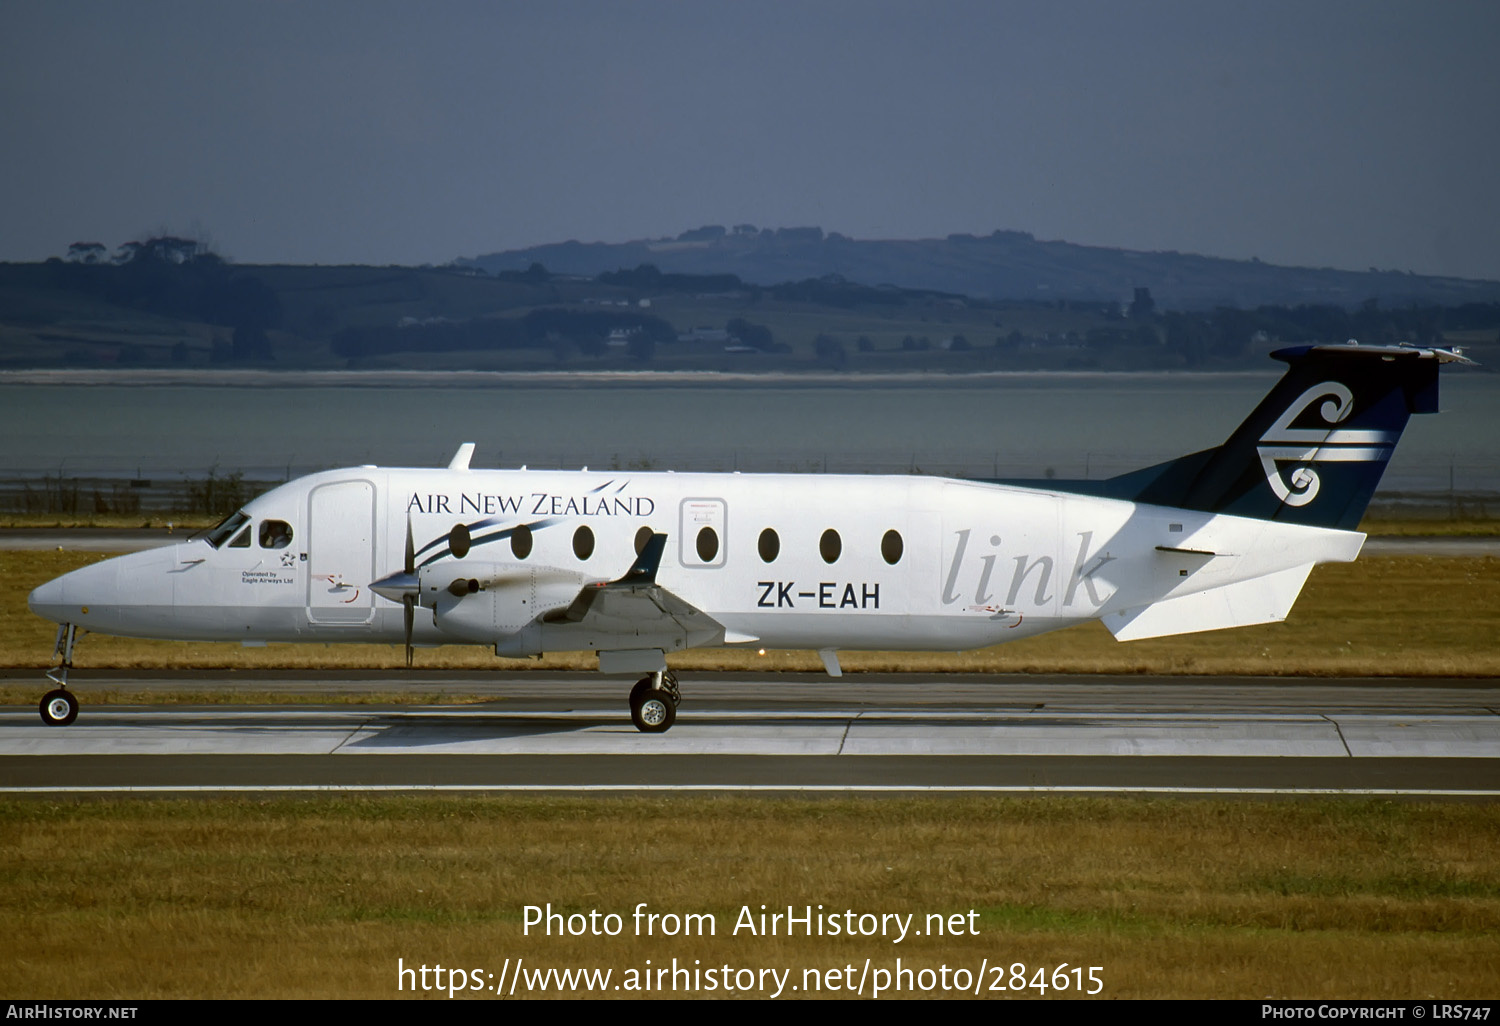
[630,685,676,733]
[40,689,78,727]
[630,675,656,708]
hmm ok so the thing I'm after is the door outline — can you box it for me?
[306,479,376,625]
[678,497,728,569]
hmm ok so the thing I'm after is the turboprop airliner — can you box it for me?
[28,343,1470,731]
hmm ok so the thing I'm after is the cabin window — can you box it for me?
[758,527,779,562]
[449,523,471,558]
[696,526,719,563]
[573,525,595,560]
[228,524,251,548]
[634,526,654,555]
[819,528,841,564]
[203,510,249,549]
[881,529,903,565]
[511,524,533,559]
[259,520,293,549]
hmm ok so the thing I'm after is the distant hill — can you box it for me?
[460,226,1500,310]
[5,233,1497,373]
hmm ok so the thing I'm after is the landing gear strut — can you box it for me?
[40,623,82,726]
[629,670,679,733]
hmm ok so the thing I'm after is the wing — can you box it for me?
[543,533,756,647]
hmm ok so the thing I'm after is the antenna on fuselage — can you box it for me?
[448,443,475,472]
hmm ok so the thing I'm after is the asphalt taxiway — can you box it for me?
[2,673,1496,797]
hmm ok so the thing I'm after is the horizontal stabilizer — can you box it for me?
[1105,563,1315,642]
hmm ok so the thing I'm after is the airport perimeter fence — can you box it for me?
[2,452,1497,519]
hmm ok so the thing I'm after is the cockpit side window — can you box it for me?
[228,524,252,548]
[259,520,293,549]
[203,511,250,549]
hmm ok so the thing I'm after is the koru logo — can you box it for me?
[1257,382,1394,506]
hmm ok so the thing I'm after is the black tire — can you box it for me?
[630,685,676,733]
[40,689,78,727]
[629,675,655,708]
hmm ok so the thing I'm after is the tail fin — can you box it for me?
[1121,344,1470,529]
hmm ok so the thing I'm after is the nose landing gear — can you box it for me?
[39,623,82,726]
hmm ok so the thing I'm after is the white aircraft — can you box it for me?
[28,343,1470,731]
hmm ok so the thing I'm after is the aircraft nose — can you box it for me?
[27,560,119,624]
[27,575,69,623]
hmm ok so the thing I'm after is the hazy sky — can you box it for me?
[3,1,1498,279]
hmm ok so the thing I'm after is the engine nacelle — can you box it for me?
[424,560,586,644]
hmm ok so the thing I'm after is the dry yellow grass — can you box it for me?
[2,797,1496,999]
[0,514,216,529]
[3,550,1497,681]
[1359,516,1500,537]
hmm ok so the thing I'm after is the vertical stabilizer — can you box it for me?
[1126,344,1468,529]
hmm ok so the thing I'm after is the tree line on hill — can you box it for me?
[16,242,1500,368]
[44,236,281,360]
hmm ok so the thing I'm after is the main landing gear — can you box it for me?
[39,623,82,726]
[629,670,680,733]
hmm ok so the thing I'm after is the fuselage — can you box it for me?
[27,465,1364,659]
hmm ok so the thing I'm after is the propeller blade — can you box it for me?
[403,594,414,668]
[404,511,415,575]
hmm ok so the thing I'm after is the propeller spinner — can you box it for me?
[368,519,480,666]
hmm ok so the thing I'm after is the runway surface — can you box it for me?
[3,673,1497,797]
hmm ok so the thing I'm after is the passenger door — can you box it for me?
[306,480,376,625]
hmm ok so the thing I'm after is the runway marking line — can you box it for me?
[3,784,1499,797]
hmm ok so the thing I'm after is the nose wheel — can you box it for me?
[629,671,679,733]
[40,689,79,727]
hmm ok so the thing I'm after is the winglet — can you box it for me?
[447,443,476,472]
[619,533,667,584]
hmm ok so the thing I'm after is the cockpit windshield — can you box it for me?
[201,510,251,549]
